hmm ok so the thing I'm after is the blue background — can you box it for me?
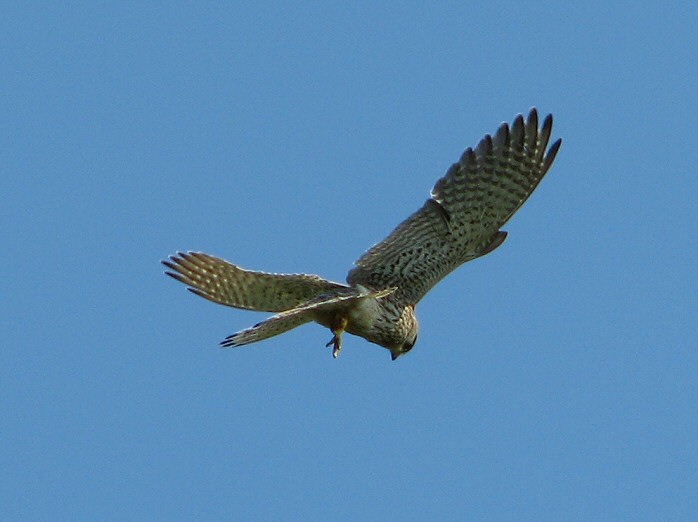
[3,2,697,520]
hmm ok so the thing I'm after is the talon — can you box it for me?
[326,334,342,358]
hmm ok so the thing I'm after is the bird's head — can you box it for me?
[389,306,419,361]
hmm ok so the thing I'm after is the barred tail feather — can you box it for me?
[220,286,396,348]
[220,310,313,347]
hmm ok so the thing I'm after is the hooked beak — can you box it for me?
[390,350,400,361]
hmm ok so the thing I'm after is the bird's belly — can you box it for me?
[310,297,377,334]
[345,298,378,335]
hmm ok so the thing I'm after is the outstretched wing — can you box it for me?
[163,251,348,312]
[347,108,562,306]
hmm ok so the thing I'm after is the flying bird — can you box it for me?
[163,108,561,360]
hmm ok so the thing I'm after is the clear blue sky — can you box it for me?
[3,2,697,520]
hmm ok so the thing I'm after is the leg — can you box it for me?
[325,316,349,358]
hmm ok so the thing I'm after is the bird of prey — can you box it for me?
[163,108,561,360]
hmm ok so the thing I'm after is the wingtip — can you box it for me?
[527,107,539,129]
[220,337,236,348]
[541,138,562,176]
[475,133,494,157]
[511,114,525,146]
[164,269,188,285]
[541,112,553,131]
[493,121,510,149]
[548,137,563,159]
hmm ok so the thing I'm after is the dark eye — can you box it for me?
[403,335,417,352]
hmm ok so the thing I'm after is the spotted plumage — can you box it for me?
[163,108,561,360]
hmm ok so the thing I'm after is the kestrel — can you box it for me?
[163,108,561,360]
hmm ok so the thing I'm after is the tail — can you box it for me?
[220,285,396,348]
[220,308,314,347]
[163,251,348,312]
